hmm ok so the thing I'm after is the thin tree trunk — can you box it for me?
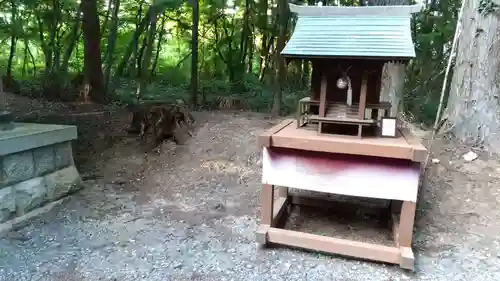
[115,7,152,77]
[34,13,51,77]
[48,0,60,76]
[271,0,288,116]
[239,0,251,69]
[27,44,36,76]
[131,2,144,77]
[190,0,199,109]
[22,39,28,77]
[151,14,167,77]
[6,33,17,79]
[137,8,158,99]
[301,60,310,87]
[259,36,275,82]
[100,0,113,37]
[6,0,17,79]
[247,28,254,74]
[142,13,157,82]
[257,0,268,80]
[136,34,149,78]
[103,0,121,92]
[60,4,83,82]
[424,0,466,166]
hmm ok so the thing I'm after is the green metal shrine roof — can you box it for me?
[281,4,423,59]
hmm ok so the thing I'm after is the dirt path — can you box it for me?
[1,94,500,281]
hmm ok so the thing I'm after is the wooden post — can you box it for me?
[398,201,416,270]
[256,184,274,244]
[373,71,382,120]
[278,187,288,199]
[260,184,274,225]
[319,74,327,117]
[398,201,416,247]
[296,100,302,128]
[358,74,367,120]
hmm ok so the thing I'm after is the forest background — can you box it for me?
[0,0,468,128]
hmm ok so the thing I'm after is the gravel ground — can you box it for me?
[1,96,500,281]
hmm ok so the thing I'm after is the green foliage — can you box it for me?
[154,0,185,9]
[403,0,461,125]
[0,0,462,123]
[111,76,189,104]
[479,0,500,14]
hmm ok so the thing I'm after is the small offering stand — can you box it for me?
[256,3,426,270]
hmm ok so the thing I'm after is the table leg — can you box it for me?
[256,184,274,244]
[278,186,288,198]
[297,102,302,128]
[399,200,416,270]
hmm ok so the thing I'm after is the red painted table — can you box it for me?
[256,119,426,270]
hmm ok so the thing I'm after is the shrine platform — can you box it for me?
[259,119,426,162]
[256,119,427,270]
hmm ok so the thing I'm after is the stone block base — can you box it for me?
[0,123,80,223]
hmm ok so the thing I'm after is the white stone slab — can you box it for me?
[0,123,77,156]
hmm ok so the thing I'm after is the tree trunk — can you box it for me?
[60,4,83,83]
[100,0,113,37]
[103,0,121,92]
[27,44,36,76]
[445,0,500,151]
[239,0,251,69]
[300,0,314,87]
[115,8,151,77]
[190,0,199,109]
[131,2,145,77]
[82,0,106,103]
[380,62,405,117]
[137,8,158,99]
[22,40,28,77]
[257,0,268,80]
[301,60,310,87]
[48,0,61,76]
[136,34,149,77]
[7,0,17,79]
[271,0,288,117]
[34,12,50,77]
[258,37,275,82]
[6,31,17,79]
[151,14,167,77]
[246,25,255,74]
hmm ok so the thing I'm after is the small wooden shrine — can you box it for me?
[287,4,421,138]
[257,3,426,271]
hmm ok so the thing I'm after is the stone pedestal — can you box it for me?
[0,111,14,131]
[0,123,81,223]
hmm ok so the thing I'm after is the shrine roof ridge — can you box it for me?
[281,4,423,59]
[288,3,424,17]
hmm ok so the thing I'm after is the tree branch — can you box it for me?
[163,14,191,30]
[175,51,192,68]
